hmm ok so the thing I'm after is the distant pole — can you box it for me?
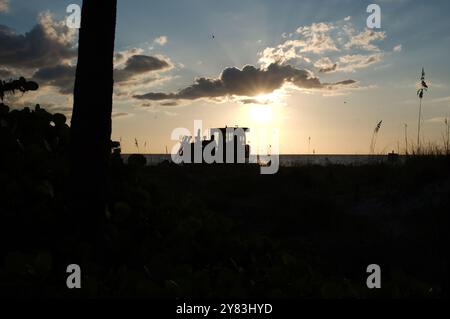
[404,124,408,155]
[308,136,311,154]
[445,118,450,155]
[417,97,422,149]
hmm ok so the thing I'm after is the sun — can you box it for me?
[253,91,282,104]
[245,91,284,124]
[249,104,273,124]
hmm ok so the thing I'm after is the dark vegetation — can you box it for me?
[1,103,449,298]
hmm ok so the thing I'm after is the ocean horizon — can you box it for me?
[121,153,405,166]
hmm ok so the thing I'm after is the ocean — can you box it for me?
[121,154,404,166]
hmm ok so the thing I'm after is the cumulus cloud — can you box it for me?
[344,29,386,51]
[114,54,171,84]
[338,54,383,72]
[114,48,144,66]
[295,22,339,53]
[134,63,356,102]
[0,12,77,69]
[31,53,172,95]
[153,35,168,46]
[0,0,9,13]
[32,64,76,94]
[258,19,386,73]
[259,22,339,67]
[314,57,337,73]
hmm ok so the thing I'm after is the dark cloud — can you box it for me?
[0,17,77,69]
[114,55,170,83]
[334,79,357,86]
[47,105,73,115]
[30,54,170,95]
[134,63,355,101]
[0,68,12,78]
[240,98,270,105]
[160,101,178,106]
[319,63,337,73]
[32,64,76,94]
[112,112,131,118]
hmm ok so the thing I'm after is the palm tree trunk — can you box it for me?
[70,0,117,238]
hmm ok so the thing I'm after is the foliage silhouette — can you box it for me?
[0,77,39,101]
[1,104,449,298]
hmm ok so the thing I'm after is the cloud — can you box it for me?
[31,53,172,95]
[393,44,402,52]
[0,67,12,78]
[0,12,77,69]
[295,22,339,53]
[0,0,9,13]
[112,112,132,119]
[344,29,386,51]
[153,35,168,46]
[258,19,387,74]
[114,54,171,84]
[259,22,340,67]
[32,64,76,94]
[160,101,178,106]
[314,57,337,73]
[114,48,144,66]
[240,98,271,105]
[338,54,383,72]
[319,64,337,73]
[133,63,356,102]
[430,96,450,104]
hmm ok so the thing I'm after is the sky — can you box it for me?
[1,0,450,154]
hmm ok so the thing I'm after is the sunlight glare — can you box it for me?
[249,104,273,124]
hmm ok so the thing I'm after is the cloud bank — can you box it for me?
[134,63,356,102]
[0,0,9,13]
[0,12,77,70]
[258,18,387,74]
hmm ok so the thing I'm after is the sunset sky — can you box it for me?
[1,0,450,154]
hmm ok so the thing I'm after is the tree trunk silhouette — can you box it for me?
[70,1,117,239]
